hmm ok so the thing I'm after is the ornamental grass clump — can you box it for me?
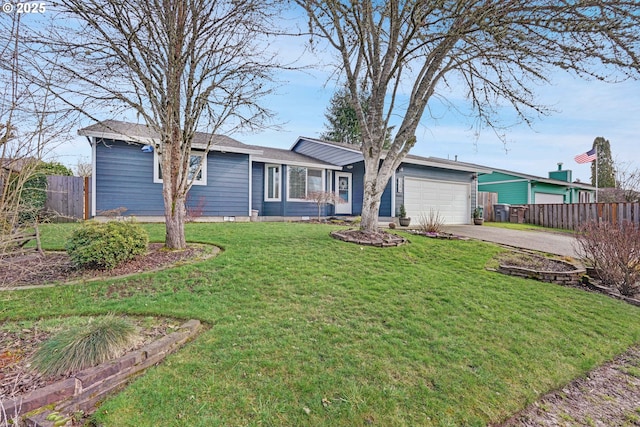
[65,219,148,269]
[30,315,139,378]
[417,209,445,233]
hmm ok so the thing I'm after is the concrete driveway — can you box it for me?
[441,225,580,258]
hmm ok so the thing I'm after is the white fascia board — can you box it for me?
[199,144,263,155]
[78,129,157,146]
[481,178,531,185]
[403,157,491,173]
[79,129,262,155]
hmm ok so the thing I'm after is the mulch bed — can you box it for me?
[0,243,212,288]
[495,251,577,272]
[0,317,180,400]
[497,346,640,427]
[330,229,407,247]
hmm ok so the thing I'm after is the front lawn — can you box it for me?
[2,222,640,426]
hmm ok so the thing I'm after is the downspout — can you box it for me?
[391,170,396,218]
[327,169,332,216]
[475,173,478,216]
[527,180,532,204]
[87,136,96,218]
[248,155,252,217]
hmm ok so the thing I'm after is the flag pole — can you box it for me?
[595,145,598,203]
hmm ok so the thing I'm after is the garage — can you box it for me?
[534,192,564,204]
[404,177,471,224]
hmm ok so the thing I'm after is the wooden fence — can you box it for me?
[45,176,91,222]
[524,202,640,230]
[478,192,498,221]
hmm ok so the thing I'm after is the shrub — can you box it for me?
[575,221,640,296]
[417,209,445,233]
[66,220,148,269]
[30,315,139,378]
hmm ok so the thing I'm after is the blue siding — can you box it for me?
[347,161,392,216]
[251,162,264,215]
[293,139,363,166]
[188,152,249,216]
[96,140,164,215]
[96,139,249,217]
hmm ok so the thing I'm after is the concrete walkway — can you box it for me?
[441,225,580,258]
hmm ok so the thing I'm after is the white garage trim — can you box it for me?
[404,177,471,225]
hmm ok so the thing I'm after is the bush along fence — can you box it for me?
[524,202,640,231]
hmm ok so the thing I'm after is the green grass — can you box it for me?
[2,222,640,426]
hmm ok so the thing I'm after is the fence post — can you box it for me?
[84,176,90,220]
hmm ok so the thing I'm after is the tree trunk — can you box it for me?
[164,194,187,249]
[360,163,386,233]
[360,189,383,232]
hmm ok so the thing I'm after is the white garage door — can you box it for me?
[404,177,471,225]
[534,193,564,204]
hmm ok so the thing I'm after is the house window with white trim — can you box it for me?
[154,150,207,186]
[287,166,324,200]
[265,164,281,201]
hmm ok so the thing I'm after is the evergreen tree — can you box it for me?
[591,137,615,188]
[321,87,393,147]
[321,88,367,145]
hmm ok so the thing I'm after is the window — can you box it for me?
[265,164,281,201]
[154,150,207,186]
[287,166,324,201]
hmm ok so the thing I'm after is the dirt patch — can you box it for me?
[0,243,217,289]
[495,251,577,272]
[498,346,640,426]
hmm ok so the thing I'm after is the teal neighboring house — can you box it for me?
[478,163,596,204]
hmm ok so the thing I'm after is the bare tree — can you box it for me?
[1,14,77,255]
[75,159,92,178]
[26,0,281,249]
[297,0,640,233]
[575,221,640,297]
[305,190,343,221]
[615,159,640,202]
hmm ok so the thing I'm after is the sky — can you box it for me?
[43,9,640,185]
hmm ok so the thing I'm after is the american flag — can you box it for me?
[574,148,597,164]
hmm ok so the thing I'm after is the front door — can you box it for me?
[335,172,352,214]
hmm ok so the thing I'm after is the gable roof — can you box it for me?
[480,166,596,190]
[251,145,342,170]
[79,120,262,155]
[292,136,492,173]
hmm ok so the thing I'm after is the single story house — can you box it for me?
[478,163,596,204]
[80,120,490,224]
